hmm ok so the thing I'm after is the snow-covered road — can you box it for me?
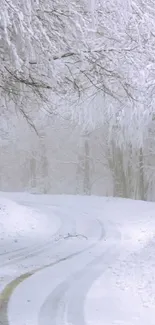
[1,194,155,325]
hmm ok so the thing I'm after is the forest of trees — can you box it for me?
[1,0,155,200]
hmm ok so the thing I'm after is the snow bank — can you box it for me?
[1,192,155,248]
[0,197,59,245]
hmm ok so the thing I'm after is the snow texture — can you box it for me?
[0,193,154,325]
[0,196,60,243]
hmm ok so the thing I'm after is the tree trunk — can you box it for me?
[139,147,146,200]
[76,132,91,195]
[41,141,49,194]
[83,133,91,195]
[30,153,37,189]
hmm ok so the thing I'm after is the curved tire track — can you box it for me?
[7,212,105,325]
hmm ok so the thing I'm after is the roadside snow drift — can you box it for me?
[0,197,60,244]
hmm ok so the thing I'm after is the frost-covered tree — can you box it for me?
[2,0,155,200]
[1,0,155,120]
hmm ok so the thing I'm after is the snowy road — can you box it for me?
[1,194,155,325]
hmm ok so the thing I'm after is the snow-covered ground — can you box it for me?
[0,196,60,243]
[0,193,155,325]
[0,196,61,292]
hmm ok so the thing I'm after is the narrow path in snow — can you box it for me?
[7,200,104,325]
[1,195,155,325]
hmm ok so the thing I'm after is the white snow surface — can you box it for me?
[0,193,155,325]
[0,196,60,244]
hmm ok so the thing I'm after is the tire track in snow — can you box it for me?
[39,246,119,325]
[7,216,105,325]
[38,231,116,325]
[1,229,100,325]
[0,205,71,268]
[0,201,83,325]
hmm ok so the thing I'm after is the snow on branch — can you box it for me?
[0,0,155,129]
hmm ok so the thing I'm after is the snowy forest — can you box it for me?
[1,0,155,200]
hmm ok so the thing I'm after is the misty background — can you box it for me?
[1,0,155,200]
